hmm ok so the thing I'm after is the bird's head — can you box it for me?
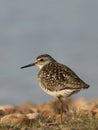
[20,54,55,69]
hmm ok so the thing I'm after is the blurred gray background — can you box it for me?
[0,0,98,105]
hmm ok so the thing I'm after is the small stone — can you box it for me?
[0,113,29,126]
[26,113,39,120]
[0,105,15,115]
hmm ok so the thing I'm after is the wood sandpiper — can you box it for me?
[21,54,89,123]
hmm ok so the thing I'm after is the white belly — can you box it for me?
[38,81,74,98]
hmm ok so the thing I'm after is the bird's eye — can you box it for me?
[40,59,44,62]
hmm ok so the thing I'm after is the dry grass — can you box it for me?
[0,98,98,130]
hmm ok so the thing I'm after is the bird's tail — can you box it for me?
[84,83,90,89]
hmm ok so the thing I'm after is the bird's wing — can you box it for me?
[56,63,89,90]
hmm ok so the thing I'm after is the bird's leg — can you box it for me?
[58,97,63,124]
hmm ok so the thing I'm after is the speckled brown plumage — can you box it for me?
[38,59,89,98]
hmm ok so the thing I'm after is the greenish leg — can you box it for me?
[58,97,63,124]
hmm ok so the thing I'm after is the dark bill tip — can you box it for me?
[20,63,35,69]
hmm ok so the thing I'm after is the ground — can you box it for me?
[0,98,98,130]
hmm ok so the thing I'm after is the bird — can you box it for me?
[20,54,89,123]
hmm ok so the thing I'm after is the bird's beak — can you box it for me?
[20,62,35,69]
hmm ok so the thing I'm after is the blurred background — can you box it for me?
[0,0,98,105]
